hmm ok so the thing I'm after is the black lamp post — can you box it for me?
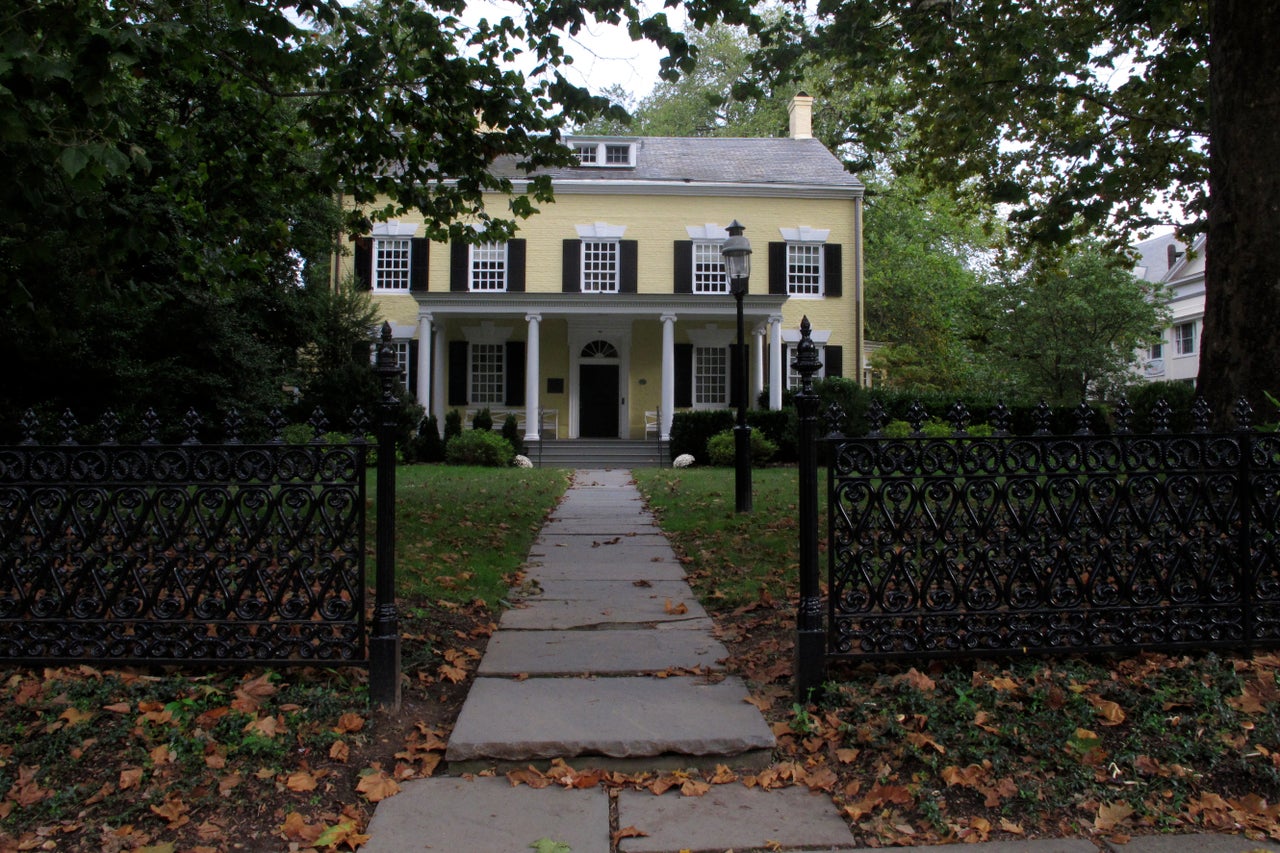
[722,220,753,513]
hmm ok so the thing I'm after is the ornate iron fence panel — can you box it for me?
[0,438,368,666]
[827,414,1280,662]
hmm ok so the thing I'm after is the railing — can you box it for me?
[791,318,1280,699]
[0,324,407,708]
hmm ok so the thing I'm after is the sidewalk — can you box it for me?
[358,470,1279,853]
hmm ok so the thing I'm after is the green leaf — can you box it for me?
[530,839,572,853]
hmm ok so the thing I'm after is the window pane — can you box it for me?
[605,144,630,164]
[693,241,727,294]
[787,243,823,295]
[694,346,727,406]
[575,144,597,164]
[787,345,825,389]
[471,343,505,403]
[471,242,507,291]
[1175,322,1196,355]
[581,241,619,292]
[374,239,411,290]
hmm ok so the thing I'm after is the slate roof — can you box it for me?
[493,136,863,192]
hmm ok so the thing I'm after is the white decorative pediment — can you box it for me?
[371,220,421,238]
[779,226,830,243]
[576,222,628,239]
[686,223,729,240]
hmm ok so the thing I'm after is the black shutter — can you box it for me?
[410,239,429,292]
[507,239,526,292]
[448,341,468,406]
[674,344,693,409]
[407,340,419,396]
[562,240,581,292]
[619,240,638,293]
[354,238,372,291]
[505,341,526,406]
[768,242,787,295]
[824,243,842,297]
[450,241,469,292]
[673,241,693,293]
[824,345,843,378]
[729,344,749,408]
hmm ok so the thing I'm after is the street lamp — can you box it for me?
[722,220,753,513]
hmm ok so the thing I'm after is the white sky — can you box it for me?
[460,0,674,98]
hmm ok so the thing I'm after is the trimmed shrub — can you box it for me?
[501,414,526,457]
[669,409,733,460]
[416,414,446,463]
[444,409,463,442]
[444,430,514,467]
[706,428,778,467]
[471,408,494,432]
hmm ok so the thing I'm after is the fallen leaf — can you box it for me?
[285,770,317,792]
[1094,801,1135,832]
[664,599,689,615]
[612,826,649,843]
[357,768,401,802]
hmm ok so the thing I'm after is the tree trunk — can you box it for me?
[1200,1,1280,424]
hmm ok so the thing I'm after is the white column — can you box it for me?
[432,319,447,426]
[660,313,677,441]
[415,314,432,415]
[769,314,783,410]
[751,323,766,410]
[524,313,542,443]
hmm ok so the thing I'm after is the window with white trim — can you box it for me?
[582,241,620,293]
[694,346,729,407]
[470,343,505,403]
[373,239,412,291]
[1149,341,1164,360]
[470,242,507,292]
[1174,321,1196,356]
[787,243,824,295]
[693,241,728,294]
[569,140,636,167]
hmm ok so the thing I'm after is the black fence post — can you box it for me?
[370,322,402,710]
[794,317,825,703]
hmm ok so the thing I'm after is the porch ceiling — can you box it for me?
[413,292,788,322]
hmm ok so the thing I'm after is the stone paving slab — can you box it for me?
[478,627,728,675]
[531,533,672,550]
[529,578,701,601]
[446,676,775,762]
[616,785,858,852]
[499,594,708,629]
[541,517,662,534]
[358,776,609,853]
[1103,835,1280,853]
[523,557,689,583]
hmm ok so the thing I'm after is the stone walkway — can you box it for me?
[358,470,1280,853]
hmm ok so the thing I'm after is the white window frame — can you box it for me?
[581,240,620,293]
[470,342,505,404]
[787,345,826,390]
[568,140,636,168]
[1174,321,1196,356]
[786,242,824,296]
[373,238,412,292]
[693,345,729,408]
[470,242,508,292]
[693,240,729,294]
[1149,340,1164,360]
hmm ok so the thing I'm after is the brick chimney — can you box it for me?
[788,93,814,140]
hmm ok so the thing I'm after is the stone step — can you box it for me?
[444,676,775,766]
[530,440,669,469]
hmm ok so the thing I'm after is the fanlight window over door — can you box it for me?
[581,340,619,359]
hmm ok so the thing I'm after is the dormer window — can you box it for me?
[570,140,636,168]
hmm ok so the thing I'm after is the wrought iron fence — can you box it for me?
[0,324,406,707]
[0,407,371,665]
[791,320,1280,698]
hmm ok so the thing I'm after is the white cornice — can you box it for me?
[413,292,789,321]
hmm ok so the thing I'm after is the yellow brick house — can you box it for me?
[335,95,865,445]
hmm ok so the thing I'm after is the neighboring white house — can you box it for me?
[1132,232,1205,386]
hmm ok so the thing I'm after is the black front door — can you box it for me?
[579,364,619,438]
